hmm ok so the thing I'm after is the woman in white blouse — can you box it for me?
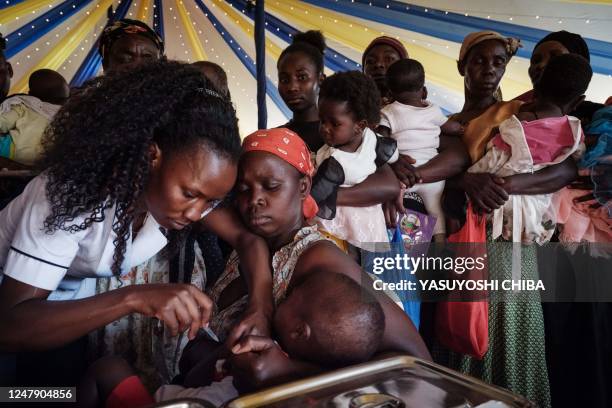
[0,61,271,356]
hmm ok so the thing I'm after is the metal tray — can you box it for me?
[150,397,216,408]
[224,355,535,408]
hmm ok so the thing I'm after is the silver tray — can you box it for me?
[224,355,535,408]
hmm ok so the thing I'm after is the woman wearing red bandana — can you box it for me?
[207,128,429,381]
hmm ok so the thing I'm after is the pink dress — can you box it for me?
[470,115,584,244]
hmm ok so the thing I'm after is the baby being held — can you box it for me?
[469,54,592,244]
[378,59,461,241]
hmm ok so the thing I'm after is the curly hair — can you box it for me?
[319,70,381,126]
[40,60,241,277]
[278,30,326,75]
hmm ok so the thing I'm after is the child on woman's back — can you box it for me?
[469,54,592,243]
[312,71,399,249]
[378,59,463,242]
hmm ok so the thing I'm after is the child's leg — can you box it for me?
[411,181,446,242]
[77,356,152,408]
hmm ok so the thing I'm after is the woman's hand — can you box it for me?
[125,284,212,340]
[390,154,421,187]
[383,184,407,228]
[462,172,509,214]
[225,303,273,349]
[228,335,296,392]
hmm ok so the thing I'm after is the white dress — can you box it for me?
[380,101,448,235]
[315,128,398,248]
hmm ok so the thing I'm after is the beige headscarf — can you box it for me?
[458,30,521,66]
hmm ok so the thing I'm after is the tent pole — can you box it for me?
[254,0,267,129]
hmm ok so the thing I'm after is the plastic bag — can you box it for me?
[435,204,489,359]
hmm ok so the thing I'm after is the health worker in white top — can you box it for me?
[0,61,246,352]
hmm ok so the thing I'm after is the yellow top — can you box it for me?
[456,100,524,163]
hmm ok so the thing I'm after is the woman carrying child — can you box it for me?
[419,31,586,408]
[208,127,429,362]
[277,31,401,240]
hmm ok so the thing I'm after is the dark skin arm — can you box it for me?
[200,207,274,344]
[0,276,212,352]
[0,157,33,171]
[336,164,400,207]
[377,125,391,138]
[390,136,471,187]
[417,135,471,184]
[293,241,431,359]
[502,157,578,195]
[462,158,577,214]
[229,335,322,393]
[229,241,431,391]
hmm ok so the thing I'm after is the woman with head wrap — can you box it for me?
[519,30,602,121]
[206,127,428,358]
[362,36,409,106]
[393,31,573,408]
[99,19,164,73]
[523,31,612,408]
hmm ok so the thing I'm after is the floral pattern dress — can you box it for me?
[207,225,331,342]
[88,244,206,391]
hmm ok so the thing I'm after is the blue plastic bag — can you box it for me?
[389,223,421,329]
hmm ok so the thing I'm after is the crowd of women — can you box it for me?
[0,17,610,408]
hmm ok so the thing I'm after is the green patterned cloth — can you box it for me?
[433,230,551,408]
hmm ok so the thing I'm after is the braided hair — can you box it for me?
[40,60,241,277]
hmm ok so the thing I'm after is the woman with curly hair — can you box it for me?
[0,61,273,386]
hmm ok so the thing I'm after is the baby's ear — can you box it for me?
[291,321,312,342]
[355,119,368,134]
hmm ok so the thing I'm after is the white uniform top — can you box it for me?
[380,101,447,165]
[0,174,168,300]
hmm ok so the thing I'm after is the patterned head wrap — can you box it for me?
[242,128,318,219]
[362,36,409,66]
[99,19,164,60]
[458,31,521,66]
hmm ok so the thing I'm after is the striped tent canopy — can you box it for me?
[2,0,612,135]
